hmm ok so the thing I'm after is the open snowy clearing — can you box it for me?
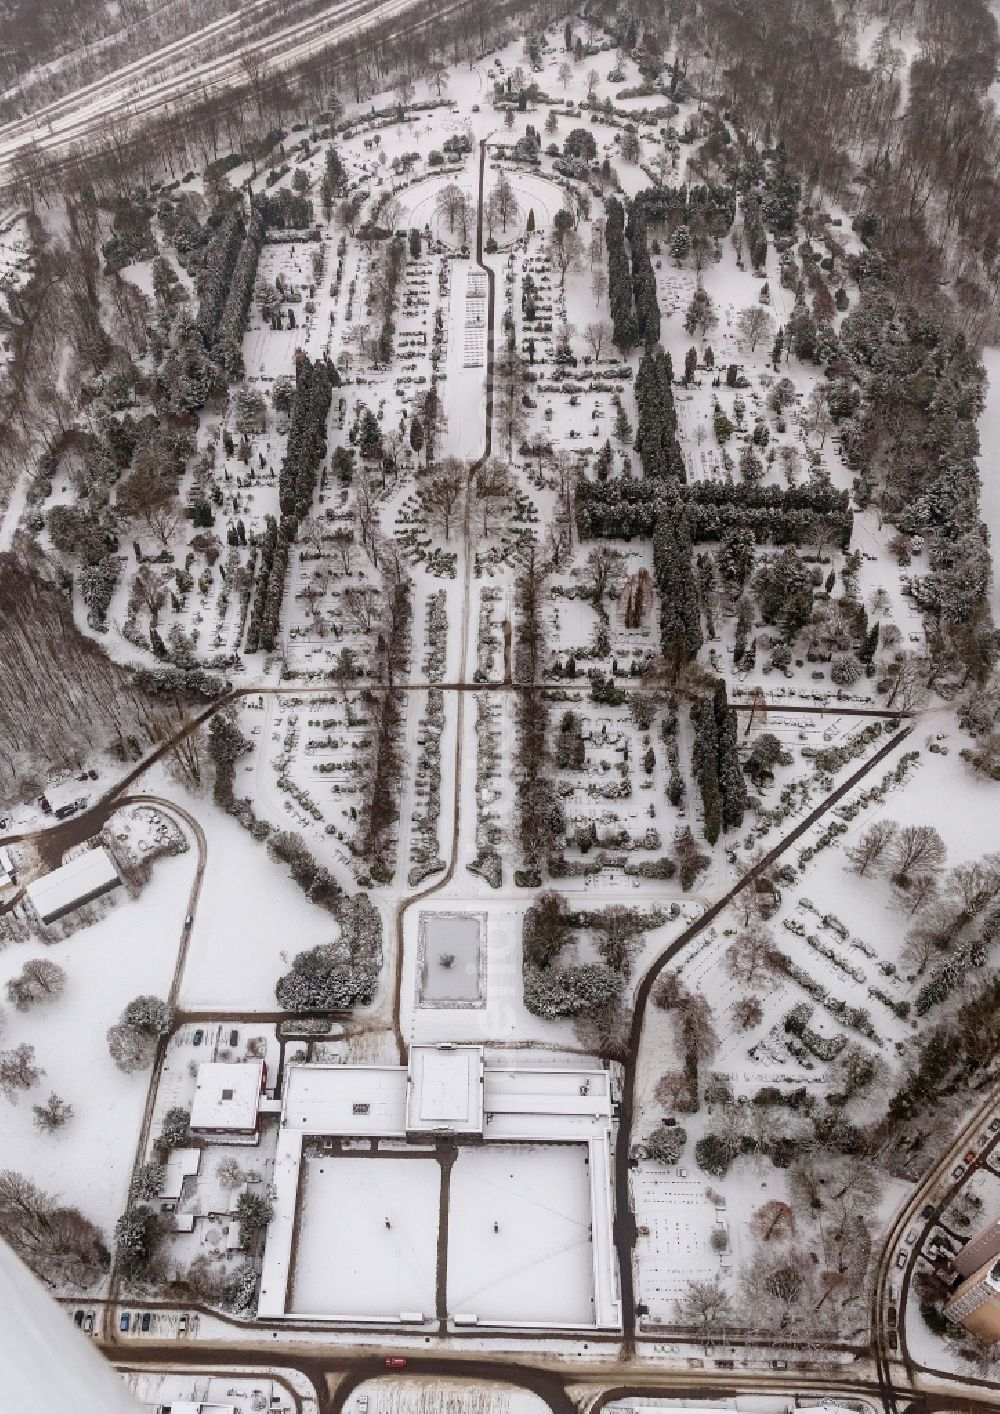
[0,850,190,1234]
[175,790,350,1012]
[348,1377,552,1414]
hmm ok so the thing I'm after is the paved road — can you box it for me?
[870,1088,1000,1411]
[108,1341,1000,1414]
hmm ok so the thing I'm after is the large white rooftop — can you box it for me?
[259,1051,621,1329]
[406,1044,484,1134]
[282,1064,408,1136]
[189,1060,263,1133]
[25,845,119,923]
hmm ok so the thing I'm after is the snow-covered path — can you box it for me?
[0,466,29,552]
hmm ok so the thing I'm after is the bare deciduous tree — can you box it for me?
[421,460,465,540]
[434,181,466,234]
[675,1276,734,1337]
[752,1199,796,1242]
[583,319,612,360]
[844,820,898,876]
[890,825,947,883]
[737,304,773,351]
[473,458,513,536]
[6,958,66,1011]
[0,1044,44,1101]
[581,545,625,611]
[486,173,519,234]
[725,923,772,987]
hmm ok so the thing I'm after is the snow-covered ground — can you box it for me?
[0,848,191,1234]
[4,13,1000,1378]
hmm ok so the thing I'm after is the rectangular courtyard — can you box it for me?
[446,1142,597,1326]
[288,1151,440,1320]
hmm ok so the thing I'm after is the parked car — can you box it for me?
[964,1149,976,1163]
[141,1312,151,1332]
[192,1029,204,1046]
[83,1312,94,1333]
[895,1251,907,1269]
[229,1029,239,1046]
[905,1228,918,1244]
[385,1357,407,1369]
[921,1203,938,1220]
[73,1310,85,1327]
[120,1313,130,1333]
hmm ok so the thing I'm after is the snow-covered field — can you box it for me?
[0,850,190,1233]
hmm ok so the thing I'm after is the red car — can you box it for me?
[385,1358,407,1370]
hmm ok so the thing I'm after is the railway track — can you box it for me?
[0,0,291,146]
[0,0,466,182]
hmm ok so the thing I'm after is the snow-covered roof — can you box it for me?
[162,1404,236,1414]
[483,1064,612,1139]
[955,1219,1000,1279]
[282,1064,408,1136]
[159,1146,201,1200]
[406,1044,484,1134]
[260,1057,620,1327]
[189,1060,263,1133]
[25,846,119,923]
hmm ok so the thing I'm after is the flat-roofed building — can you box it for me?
[955,1219,1000,1278]
[25,846,120,924]
[406,1044,484,1136]
[189,1060,264,1141]
[258,1046,621,1330]
[946,1255,1000,1338]
[282,1063,408,1137]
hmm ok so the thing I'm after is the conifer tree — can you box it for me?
[713,679,747,829]
[635,346,683,479]
[691,697,723,845]
[653,494,702,669]
[605,197,637,351]
[628,205,660,345]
